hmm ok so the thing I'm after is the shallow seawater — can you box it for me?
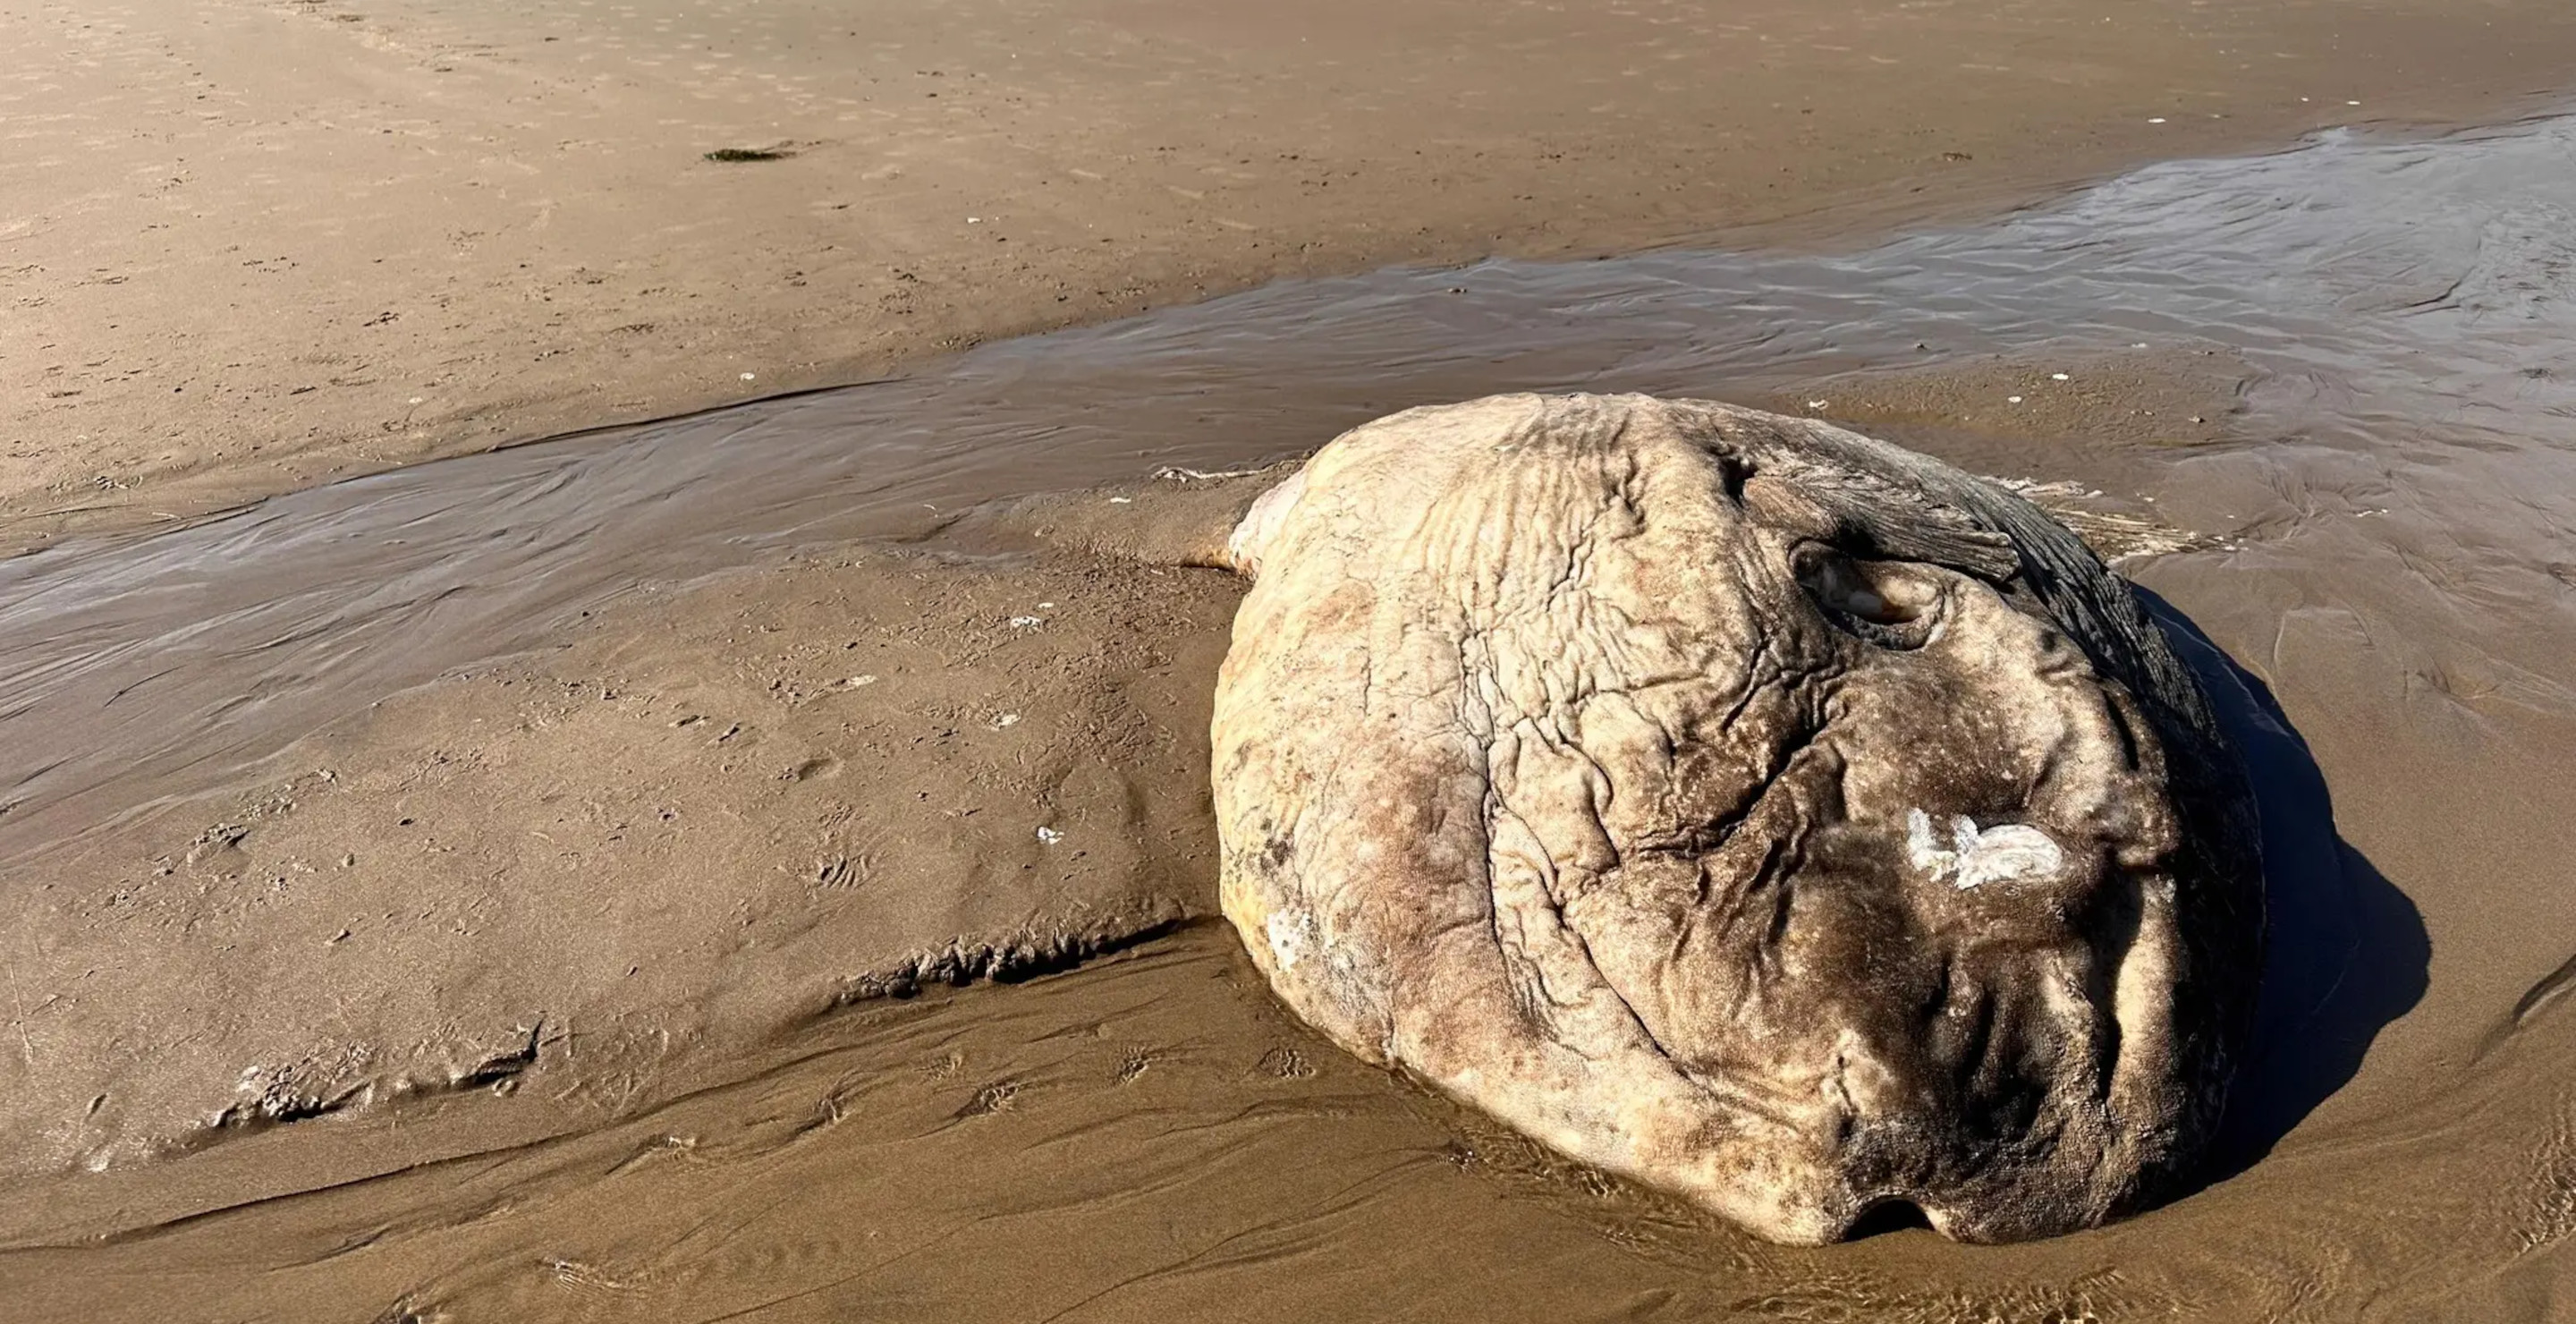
[5,115,2576,1320]
[1,116,2572,867]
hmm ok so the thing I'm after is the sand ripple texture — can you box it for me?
[2,115,2575,1319]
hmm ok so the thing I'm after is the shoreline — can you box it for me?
[0,106,2525,566]
[9,0,2576,552]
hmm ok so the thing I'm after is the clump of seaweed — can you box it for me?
[703,147,792,163]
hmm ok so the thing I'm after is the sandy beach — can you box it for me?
[7,1,2576,1320]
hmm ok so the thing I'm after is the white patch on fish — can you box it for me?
[1266,907,1314,972]
[1906,808,2064,889]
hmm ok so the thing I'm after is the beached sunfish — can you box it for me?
[1210,394,2261,1243]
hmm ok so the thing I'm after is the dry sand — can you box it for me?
[7,1,2576,1320]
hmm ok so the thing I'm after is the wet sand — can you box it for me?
[5,5,2576,1322]
[11,0,2576,549]
[8,923,2571,1322]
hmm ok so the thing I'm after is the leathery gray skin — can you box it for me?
[1211,394,2261,1244]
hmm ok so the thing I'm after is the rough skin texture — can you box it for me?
[1211,395,2260,1244]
